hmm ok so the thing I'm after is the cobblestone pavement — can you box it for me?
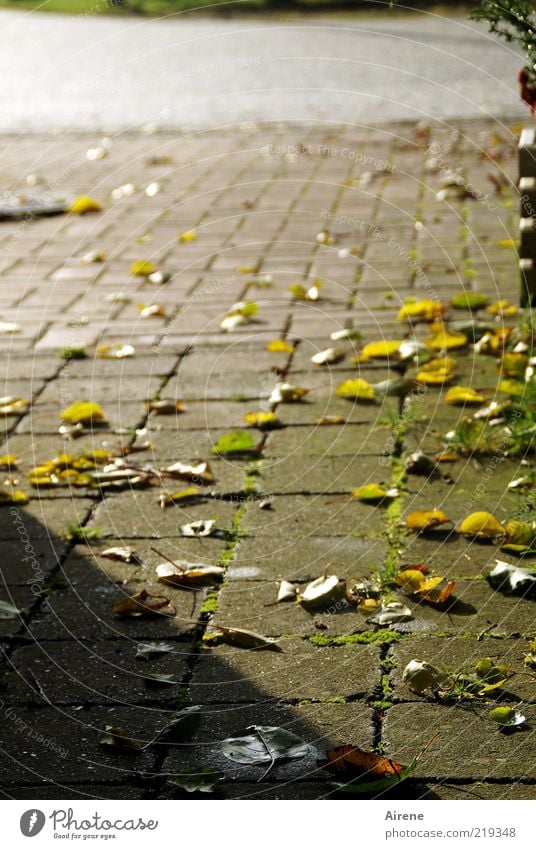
[0,119,535,800]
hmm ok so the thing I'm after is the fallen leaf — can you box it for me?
[180,519,216,537]
[335,378,375,401]
[402,659,451,694]
[316,415,346,425]
[159,487,203,508]
[112,589,174,617]
[210,431,258,456]
[486,560,536,597]
[69,196,102,215]
[136,641,175,660]
[97,344,135,359]
[167,767,223,793]
[163,461,214,484]
[266,339,294,353]
[311,348,345,366]
[358,340,403,360]
[368,601,413,625]
[351,484,397,503]
[222,726,309,769]
[458,511,505,539]
[178,230,197,242]
[486,299,518,317]
[450,293,489,310]
[146,400,185,414]
[444,386,487,405]
[99,725,141,753]
[0,321,20,334]
[425,324,468,351]
[151,706,202,746]
[101,547,141,564]
[0,396,30,415]
[130,260,156,276]
[204,625,281,651]
[0,600,22,619]
[156,561,224,587]
[417,356,457,385]
[299,575,346,610]
[405,509,451,532]
[277,580,298,603]
[397,299,445,321]
[488,707,525,727]
[0,454,18,470]
[138,303,165,318]
[269,382,309,403]
[243,411,282,430]
[60,401,106,425]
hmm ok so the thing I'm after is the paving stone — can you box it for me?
[88,490,238,538]
[232,535,387,582]
[0,497,94,540]
[264,424,392,459]
[0,705,158,785]
[0,538,67,586]
[254,454,393,496]
[190,641,381,703]
[383,703,536,780]
[242,494,388,538]
[0,784,149,800]
[4,639,192,706]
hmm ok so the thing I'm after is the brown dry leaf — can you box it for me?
[405,509,451,532]
[99,725,142,753]
[316,415,346,425]
[322,745,404,779]
[112,589,174,617]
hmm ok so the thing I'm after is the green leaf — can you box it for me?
[451,293,489,310]
[151,706,202,747]
[167,767,224,794]
[210,431,257,456]
[221,725,309,767]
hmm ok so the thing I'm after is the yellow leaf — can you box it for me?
[69,196,102,215]
[178,230,197,242]
[0,455,18,469]
[500,353,528,378]
[351,483,390,502]
[406,509,451,532]
[498,379,525,397]
[496,238,518,249]
[266,339,294,353]
[417,356,457,385]
[159,487,202,508]
[397,299,444,321]
[458,511,505,539]
[60,401,106,425]
[335,378,375,401]
[425,324,467,351]
[395,570,426,592]
[131,261,156,277]
[486,299,518,317]
[444,386,486,405]
[359,340,403,359]
[243,411,281,430]
[137,303,165,318]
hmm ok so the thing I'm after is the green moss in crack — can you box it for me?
[308,630,401,647]
[200,592,219,615]
[62,524,101,543]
